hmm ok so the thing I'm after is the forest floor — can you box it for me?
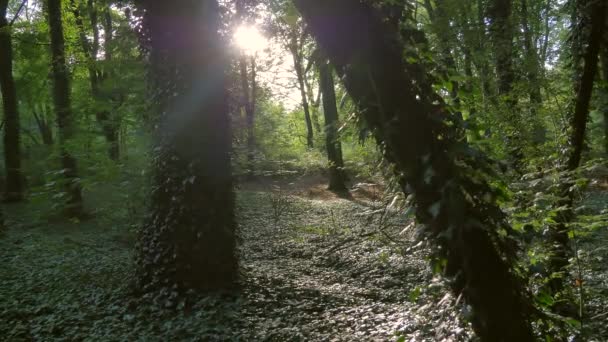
[0,173,607,341]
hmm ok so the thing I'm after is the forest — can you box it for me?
[0,0,607,340]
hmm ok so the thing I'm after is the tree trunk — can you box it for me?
[488,0,515,99]
[48,0,85,218]
[294,1,535,340]
[32,106,54,146]
[303,62,322,133]
[566,2,605,170]
[136,0,237,293]
[319,62,347,192]
[601,41,608,155]
[290,34,314,148]
[71,0,120,160]
[487,0,524,170]
[521,0,542,107]
[0,202,5,234]
[239,55,256,177]
[0,0,24,202]
[547,0,606,298]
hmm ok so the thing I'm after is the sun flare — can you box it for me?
[233,25,268,55]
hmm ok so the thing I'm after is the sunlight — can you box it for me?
[233,25,268,55]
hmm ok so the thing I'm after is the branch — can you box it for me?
[9,0,27,26]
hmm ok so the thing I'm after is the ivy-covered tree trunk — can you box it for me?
[0,0,24,202]
[136,0,237,292]
[48,0,85,218]
[293,1,534,340]
[289,33,314,148]
[319,62,346,192]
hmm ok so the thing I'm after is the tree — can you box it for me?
[545,0,606,297]
[238,56,257,176]
[48,0,85,218]
[71,0,120,160]
[135,0,237,292]
[602,36,608,155]
[0,0,24,202]
[289,29,315,148]
[293,1,535,340]
[319,61,346,192]
[236,0,258,177]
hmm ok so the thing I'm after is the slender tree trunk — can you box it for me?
[521,0,546,144]
[319,62,347,192]
[601,43,608,155]
[488,0,524,170]
[540,0,552,68]
[238,55,256,177]
[548,0,606,297]
[71,0,120,160]
[488,0,516,99]
[0,202,5,234]
[304,71,322,133]
[290,35,314,148]
[0,0,24,202]
[32,106,54,145]
[294,1,535,340]
[48,0,85,218]
[521,0,543,107]
[101,2,119,160]
[136,0,237,292]
[567,3,605,170]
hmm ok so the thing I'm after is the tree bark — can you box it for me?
[294,1,535,340]
[0,0,24,202]
[136,0,237,292]
[319,62,346,192]
[290,33,314,148]
[48,0,85,218]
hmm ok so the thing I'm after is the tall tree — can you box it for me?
[0,0,24,202]
[136,0,237,292]
[236,0,258,177]
[547,0,606,298]
[293,1,535,340]
[602,38,608,155]
[71,0,120,160]
[48,0,85,217]
[288,29,314,148]
[319,61,346,192]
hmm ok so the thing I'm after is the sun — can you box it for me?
[233,25,268,55]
